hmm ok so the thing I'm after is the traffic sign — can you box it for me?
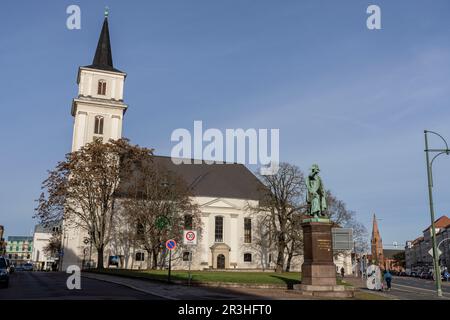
[183,230,197,245]
[428,248,442,258]
[166,239,177,251]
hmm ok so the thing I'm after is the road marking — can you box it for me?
[81,274,177,300]
[393,283,450,299]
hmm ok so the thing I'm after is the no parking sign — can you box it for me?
[165,239,177,251]
[183,230,197,245]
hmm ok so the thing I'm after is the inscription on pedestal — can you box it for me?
[317,239,331,251]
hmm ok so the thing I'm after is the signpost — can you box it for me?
[183,231,197,286]
[331,228,353,251]
[166,239,176,283]
[183,231,197,245]
[428,247,442,259]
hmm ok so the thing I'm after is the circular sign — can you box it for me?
[185,231,196,242]
[156,216,170,230]
[165,239,177,251]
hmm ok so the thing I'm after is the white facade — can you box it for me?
[71,67,127,151]
[32,224,60,270]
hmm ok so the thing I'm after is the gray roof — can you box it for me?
[83,17,123,73]
[7,236,33,242]
[118,155,266,201]
[34,221,61,233]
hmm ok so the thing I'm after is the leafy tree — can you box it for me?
[35,138,151,269]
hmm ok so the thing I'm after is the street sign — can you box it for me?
[156,216,170,230]
[183,230,197,245]
[166,239,177,251]
[428,248,442,258]
[332,228,353,251]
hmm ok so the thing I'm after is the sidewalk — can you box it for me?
[83,272,386,300]
[341,276,397,300]
[82,272,316,300]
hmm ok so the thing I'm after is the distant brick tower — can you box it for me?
[371,214,384,266]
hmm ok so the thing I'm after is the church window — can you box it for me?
[97,80,107,95]
[183,252,191,261]
[136,223,144,237]
[135,252,145,262]
[94,116,104,135]
[244,218,252,243]
[215,216,223,242]
[244,253,252,262]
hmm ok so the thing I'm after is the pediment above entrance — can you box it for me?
[201,198,239,209]
[210,243,231,251]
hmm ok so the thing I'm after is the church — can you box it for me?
[61,15,351,274]
[61,14,292,272]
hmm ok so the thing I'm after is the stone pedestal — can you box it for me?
[301,221,336,286]
[295,220,354,298]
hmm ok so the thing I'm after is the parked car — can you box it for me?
[5,259,14,274]
[22,263,33,271]
[410,271,417,277]
[15,265,24,272]
[0,257,10,288]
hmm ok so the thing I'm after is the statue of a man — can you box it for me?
[306,164,328,218]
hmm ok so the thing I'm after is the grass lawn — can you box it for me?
[90,269,302,285]
[89,268,350,287]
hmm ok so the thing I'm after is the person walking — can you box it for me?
[340,267,345,279]
[384,269,392,291]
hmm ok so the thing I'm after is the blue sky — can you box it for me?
[1,0,450,248]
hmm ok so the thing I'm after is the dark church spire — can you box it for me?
[84,8,123,73]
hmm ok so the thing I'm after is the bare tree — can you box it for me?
[121,158,201,270]
[326,191,369,255]
[35,138,151,269]
[253,163,307,272]
[43,229,62,259]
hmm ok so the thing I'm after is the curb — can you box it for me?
[81,273,178,300]
[84,271,295,289]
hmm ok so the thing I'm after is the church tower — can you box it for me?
[71,11,127,151]
[371,214,384,266]
[62,13,127,270]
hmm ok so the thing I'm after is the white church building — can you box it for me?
[61,15,351,274]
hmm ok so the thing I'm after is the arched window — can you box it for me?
[215,216,223,242]
[244,218,252,243]
[94,116,104,135]
[97,80,107,95]
[135,252,145,262]
[244,253,252,262]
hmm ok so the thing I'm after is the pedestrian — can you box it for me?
[340,267,345,278]
[384,269,392,291]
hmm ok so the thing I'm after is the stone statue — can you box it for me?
[306,164,328,218]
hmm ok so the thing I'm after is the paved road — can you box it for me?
[386,276,450,300]
[0,271,165,300]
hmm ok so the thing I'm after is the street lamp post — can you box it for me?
[424,130,450,297]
